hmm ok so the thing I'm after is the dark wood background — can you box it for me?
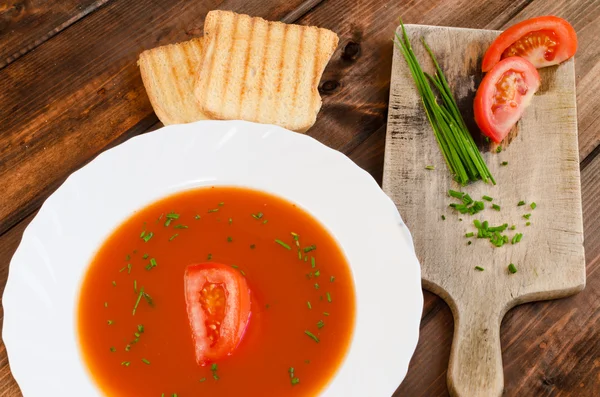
[0,0,598,395]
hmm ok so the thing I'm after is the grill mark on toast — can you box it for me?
[312,29,323,93]
[237,17,256,119]
[220,13,242,112]
[180,42,198,121]
[167,46,188,119]
[274,25,290,122]
[291,27,305,119]
[254,23,272,120]
[145,51,173,124]
[200,16,222,112]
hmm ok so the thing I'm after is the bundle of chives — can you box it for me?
[393,22,495,185]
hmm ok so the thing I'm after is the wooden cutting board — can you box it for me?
[382,25,585,397]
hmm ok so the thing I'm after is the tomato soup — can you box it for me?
[78,186,356,396]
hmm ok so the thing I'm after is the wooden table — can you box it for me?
[0,1,598,396]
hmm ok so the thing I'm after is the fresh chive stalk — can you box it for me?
[394,22,495,185]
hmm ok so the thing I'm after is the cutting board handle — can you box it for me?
[447,302,504,397]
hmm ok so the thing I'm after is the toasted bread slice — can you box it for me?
[194,10,339,133]
[138,37,207,125]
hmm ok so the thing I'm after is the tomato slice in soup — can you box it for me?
[184,262,251,365]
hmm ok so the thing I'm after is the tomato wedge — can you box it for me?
[482,16,577,72]
[184,262,251,366]
[474,56,540,143]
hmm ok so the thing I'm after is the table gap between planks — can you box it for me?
[0,0,599,396]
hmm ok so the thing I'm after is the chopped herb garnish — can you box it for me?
[231,265,239,269]
[289,367,300,385]
[311,257,316,268]
[132,287,144,315]
[134,280,137,293]
[425,165,435,170]
[229,218,233,225]
[240,270,246,276]
[142,253,149,259]
[496,145,502,153]
[140,230,146,238]
[263,219,268,224]
[526,222,531,226]
[121,361,131,367]
[475,266,484,271]
[307,301,312,309]
[523,213,531,219]
[465,232,474,238]
[323,312,330,316]
[317,320,325,329]
[125,254,131,261]
[314,270,321,277]
[143,291,153,306]
[166,212,180,220]
[195,214,201,220]
[199,378,206,382]
[518,201,526,206]
[110,347,116,352]
[314,283,320,290]
[304,330,320,343]
[275,239,291,250]
[119,265,127,272]
[208,208,219,213]
[138,324,144,333]
[441,215,446,220]
[303,245,316,253]
[174,224,188,229]
[501,161,508,166]
[250,244,256,249]
[330,276,335,283]
[449,190,464,199]
[492,204,501,211]
[112,281,116,287]
[146,258,157,271]
[482,195,493,202]
[207,253,212,260]
[211,363,219,380]
[142,232,154,242]
[508,263,518,274]
[142,358,150,365]
[510,225,516,230]
[467,241,472,245]
[227,236,233,242]
[252,212,263,220]
[326,292,332,302]
[107,320,113,325]
[530,202,537,210]
[291,378,300,385]
[169,233,178,241]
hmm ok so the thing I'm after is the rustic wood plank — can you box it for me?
[0,0,111,69]
[0,0,321,236]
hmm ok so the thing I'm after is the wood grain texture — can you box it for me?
[0,0,599,396]
[0,0,111,69]
[382,25,585,396]
[0,0,319,236]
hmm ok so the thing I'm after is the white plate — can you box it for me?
[2,120,422,396]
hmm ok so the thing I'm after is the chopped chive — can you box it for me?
[166,212,180,220]
[119,265,127,272]
[275,239,291,250]
[297,249,302,260]
[112,281,116,287]
[523,213,531,219]
[240,270,246,276]
[263,219,268,224]
[142,253,149,259]
[448,190,464,199]
[311,257,316,268]
[291,377,300,385]
[195,214,201,220]
[510,225,516,230]
[132,287,144,316]
[142,232,154,242]
[142,358,150,365]
[496,145,502,153]
[518,201,526,206]
[303,245,316,253]
[515,233,523,243]
[252,212,263,220]
[317,320,325,329]
[508,263,518,274]
[138,324,144,333]
[326,292,332,302]
[492,204,501,211]
[110,347,116,352]
[314,270,320,277]
[526,222,531,226]
[107,320,113,325]
[330,276,335,283]
[501,161,508,166]
[530,202,537,210]
[482,195,493,202]
[459,218,463,221]
[140,230,145,238]
[314,283,320,290]
[143,292,153,306]
[169,233,178,241]
[199,378,206,382]
[323,312,330,316]
[425,165,435,170]
[441,215,446,220]
[304,330,320,343]
[465,232,474,238]
[125,344,131,351]
[125,254,131,261]
[265,304,270,309]
[475,266,484,271]
[218,202,224,206]
[231,265,239,269]
[229,218,233,225]
[208,208,219,213]
[174,224,188,229]
[250,244,256,249]
[146,258,157,271]
[307,301,312,309]
[467,241,472,245]
[121,361,130,367]
[134,280,137,293]
[227,236,233,243]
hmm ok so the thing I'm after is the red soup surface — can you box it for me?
[78,186,356,396]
